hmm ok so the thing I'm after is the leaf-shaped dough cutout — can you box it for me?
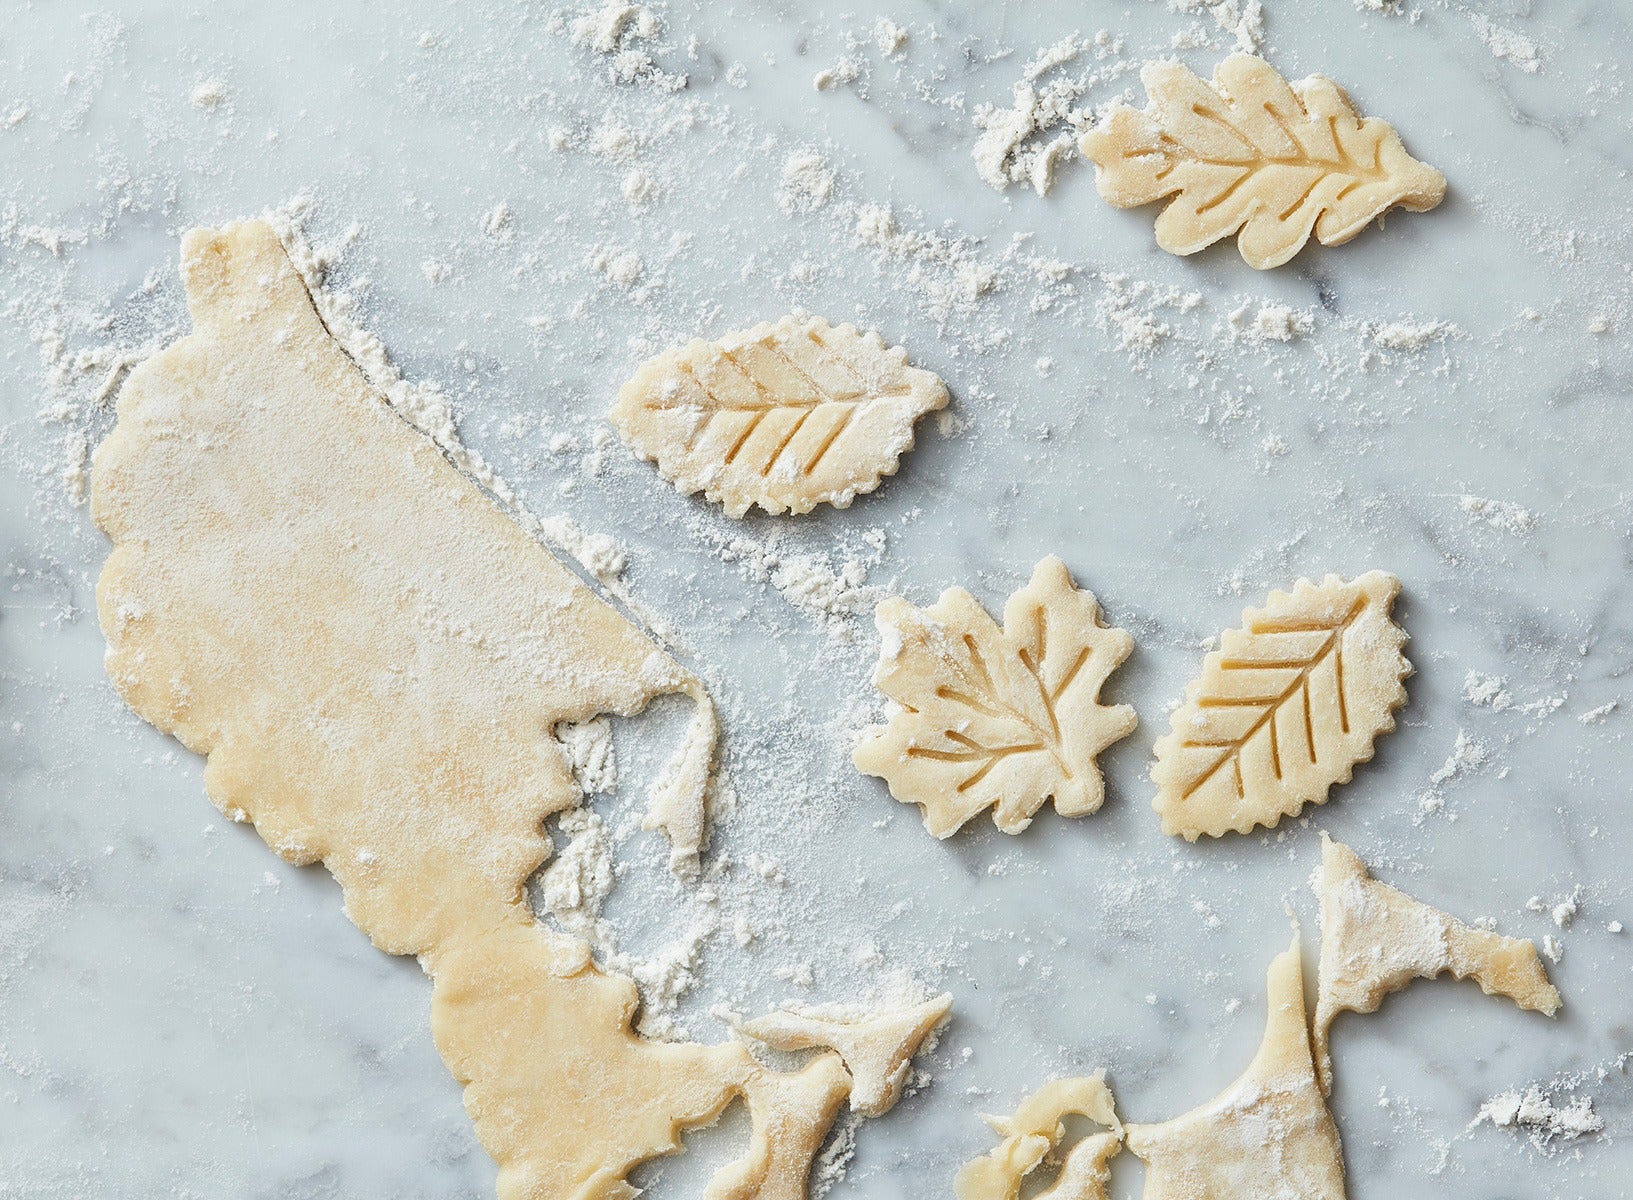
[728,993,953,1117]
[853,556,1137,838]
[1312,833,1561,1094]
[1125,937,1347,1200]
[1080,54,1447,269]
[611,314,949,517]
[955,1073,1123,1200]
[1151,570,1410,841]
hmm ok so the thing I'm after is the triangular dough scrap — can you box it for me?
[1312,833,1561,1094]
[611,314,948,518]
[1125,938,1346,1200]
[730,993,953,1117]
[95,220,849,1200]
[1080,53,1446,269]
[956,1072,1124,1200]
[1151,570,1410,841]
[854,556,1137,838]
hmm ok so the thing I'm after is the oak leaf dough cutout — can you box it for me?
[611,314,948,517]
[1080,53,1447,269]
[727,993,953,1117]
[853,556,1137,838]
[92,219,929,1200]
[956,1073,1124,1200]
[1312,833,1561,1094]
[1151,570,1410,841]
[1125,937,1347,1200]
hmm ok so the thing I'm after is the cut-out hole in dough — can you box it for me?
[1125,937,1346,1200]
[726,994,953,1117]
[1312,832,1562,1093]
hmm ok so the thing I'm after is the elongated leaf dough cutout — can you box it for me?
[728,993,953,1117]
[92,220,849,1199]
[956,1073,1123,1200]
[1081,54,1446,269]
[1312,834,1561,1094]
[1125,939,1346,1200]
[611,314,948,517]
[1151,571,1410,840]
[855,557,1137,838]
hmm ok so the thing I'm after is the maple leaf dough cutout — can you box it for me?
[610,314,948,517]
[727,993,954,1117]
[853,557,1137,838]
[1312,833,1561,1094]
[92,220,865,1200]
[1125,937,1347,1200]
[1080,53,1447,269]
[955,1072,1124,1200]
[1151,570,1410,841]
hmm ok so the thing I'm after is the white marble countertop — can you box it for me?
[3,1,1630,1197]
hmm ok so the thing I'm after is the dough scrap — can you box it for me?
[854,556,1137,838]
[955,1073,1123,1200]
[1312,833,1561,1094]
[91,220,851,1199]
[1080,53,1446,269]
[1125,938,1346,1200]
[610,313,948,517]
[729,993,953,1117]
[1151,571,1410,840]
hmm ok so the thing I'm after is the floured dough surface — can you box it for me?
[729,993,953,1117]
[611,314,948,517]
[1125,938,1346,1200]
[956,1073,1123,1200]
[1312,833,1561,1093]
[1151,571,1410,840]
[854,556,1136,838]
[91,220,858,1199]
[1081,53,1447,269]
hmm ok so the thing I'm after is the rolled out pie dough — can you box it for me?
[955,1073,1123,1200]
[1312,833,1561,1094]
[610,314,948,517]
[854,556,1137,838]
[91,220,874,1199]
[728,993,953,1118]
[1151,571,1410,840]
[1124,938,1346,1200]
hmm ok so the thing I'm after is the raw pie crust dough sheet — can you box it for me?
[90,220,914,1199]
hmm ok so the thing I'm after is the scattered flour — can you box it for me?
[1368,318,1459,351]
[1462,670,1565,718]
[969,32,1125,196]
[1460,495,1536,536]
[563,2,686,91]
[1229,301,1314,344]
[189,78,228,110]
[1173,0,1266,52]
[1474,1086,1602,1149]
[1466,12,1543,75]
[778,152,837,215]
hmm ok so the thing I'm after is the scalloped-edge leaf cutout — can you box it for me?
[1151,570,1410,841]
[854,556,1136,839]
[1080,53,1447,269]
[1312,833,1561,1094]
[611,314,949,517]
